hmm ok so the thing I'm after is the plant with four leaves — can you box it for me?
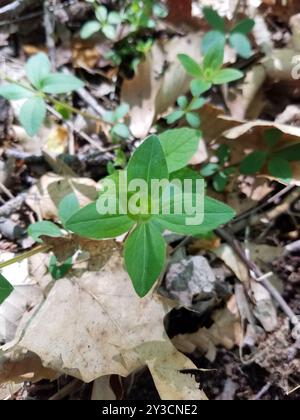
[0,53,84,136]
[81,2,122,40]
[27,129,235,298]
[240,128,300,183]
[166,95,206,128]
[102,103,131,141]
[202,7,255,59]
[178,41,244,97]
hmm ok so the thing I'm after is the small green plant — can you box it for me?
[27,129,235,298]
[0,53,84,136]
[202,7,255,59]
[102,103,131,140]
[81,2,122,40]
[178,41,244,97]
[240,128,299,183]
[166,96,206,128]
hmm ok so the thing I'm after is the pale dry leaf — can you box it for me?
[12,249,206,399]
[91,376,117,401]
[250,281,278,332]
[214,244,250,284]
[26,173,98,220]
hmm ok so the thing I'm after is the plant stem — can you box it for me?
[49,97,104,123]
[0,244,52,270]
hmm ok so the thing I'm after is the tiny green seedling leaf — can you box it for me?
[240,151,268,175]
[49,255,72,280]
[177,54,202,78]
[268,157,292,183]
[166,110,185,124]
[202,31,226,55]
[231,19,255,35]
[213,171,228,192]
[0,274,14,305]
[203,41,224,72]
[41,73,84,94]
[203,7,225,32]
[19,97,47,136]
[80,21,102,39]
[229,32,252,59]
[124,222,166,297]
[274,144,300,162]
[264,128,282,149]
[186,112,201,128]
[190,79,212,97]
[25,52,51,89]
[59,193,80,226]
[200,163,219,177]
[112,123,130,139]
[28,221,63,243]
[0,84,34,100]
[212,68,244,84]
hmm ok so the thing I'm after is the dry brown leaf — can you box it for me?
[26,173,98,220]
[10,249,206,400]
[121,34,202,138]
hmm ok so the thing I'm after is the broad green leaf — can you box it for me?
[213,171,228,192]
[189,97,206,111]
[200,163,219,177]
[66,202,134,239]
[177,54,202,78]
[112,123,130,138]
[28,221,63,243]
[177,96,188,109]
[0,274,14,305]
[190,79,212,97]
[229,32,252,59]
[166,110,185,125]
[268,157,292,183]
[154,196,235,235]
[25,53,51,89]
[127,135,168,185]
[170,167,204,183]
[49,255,72,281]
[124,222,166,297]
[212,68,244,84]
[274,144,300,161]
[80,20,101,39]
[159,128,201,173]
[102,24,117,39]
[231,19,255,35]
[203,7,225,31]
[19,97,46,136]
[59,193,80,226]
[95,5,108,22]
[41,73,84,94]
[186,112,201,128]
[202,30,226,55]
[115,103,130,120]
[203,41,224,72]
[0,84,34,100]
[240,151,268,175]
[264,128,282,149]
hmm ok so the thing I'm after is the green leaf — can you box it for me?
[212,68,244,84]
[177,96,188,109]
[154,196,235,235]
[189,97,206,111]
[202,30,226,55]
[66,202,134,239]
[41,73,84,94]
[213,171,228,192]
[112,123,130,139]
[95,5,108,22]
[264,128,282,149]
[159,128,201,173]
[203,41,225,72]
[274,144,300,161]
[240,151,268,175]
[0,274,14,305]
[102,24,117,39]
[216,144,231,164]
[108,11,122,24]
[127,135,169,186]
[19,97,46,136]
[200,163,219,177]
[166,110,185,125]
[25,53,51,89]
[203,7,225,31]
[80,20,101,39]
[231,19,255,35]
[186,112,201,128]
[59,193,80,226]
[124,222,166,297]
[28,221,63,243]
[268,157,292,183]
[190,79,212,97]
[229,33,252,59]
[115,103,130,120]
[177,54,202,78]
[49,255,72,280]
[0,84,34,100]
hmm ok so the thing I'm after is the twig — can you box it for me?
[0,244,51,269]
[0,181,14,199]
[252,382,272,400]
[215,227,300,327]
[0,193,26,217]
[44,1,57,69]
